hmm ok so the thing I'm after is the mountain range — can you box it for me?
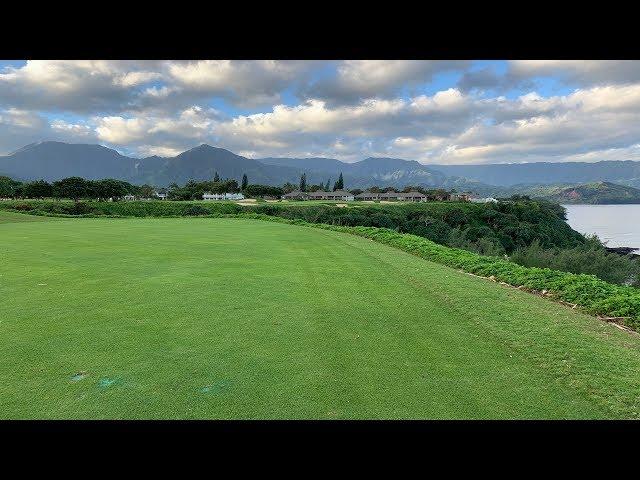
[3,141,640,194]
[501,181,640,204]
[429,161,640,188]
[0,142,465,189]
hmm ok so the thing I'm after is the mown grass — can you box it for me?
[3,201,639,329]
[2,214,640,419]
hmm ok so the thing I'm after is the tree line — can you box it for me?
[2,170,461,201]
[0,175,153,201]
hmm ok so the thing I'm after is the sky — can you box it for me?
[2,60,640,164]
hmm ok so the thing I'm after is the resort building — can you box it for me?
[450,193,472,202]
[202,192,245,201]
[308,190,355,201]
[355,191,426,202]
[355,192,383,201]
[396,191,427,202]
[470,197,498,204]
[282,190,309,200]
[282,190,355,201]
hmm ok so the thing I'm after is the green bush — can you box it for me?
[184,204,210,216]
[510,238,640,287]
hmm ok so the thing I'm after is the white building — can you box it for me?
[470,197,499,204]
[123,194,136,201]
[203,192,245,201]
[155,192,167,200]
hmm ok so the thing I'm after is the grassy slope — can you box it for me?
[2,215,640,419]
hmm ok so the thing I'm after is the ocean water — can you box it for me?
[563,204,640,249]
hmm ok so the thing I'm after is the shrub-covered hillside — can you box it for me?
[499,181,640,204]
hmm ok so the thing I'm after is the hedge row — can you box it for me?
[230,213,640,331]
[0,200,244,217]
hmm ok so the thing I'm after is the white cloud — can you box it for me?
[0,60,164,113]
[508,60,640,86]
[3,60,640,164]
[135,145,184,157]
[304,60,469,104]
[50,120,93,137]
[95,116,150,144]
[167,60,319,107]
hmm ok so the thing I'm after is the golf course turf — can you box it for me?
[2,214,640,419]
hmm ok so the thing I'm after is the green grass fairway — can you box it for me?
[2,215,640,419]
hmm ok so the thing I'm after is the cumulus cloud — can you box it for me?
[303,60,470,105]
[458,61,640,93]
[209,83,640,163]
[3,60,640,164]
[208,89,483,160]
[0,60,164,113]
[508,60,640,86]
[0,109,96,154]
[165,60,320,108]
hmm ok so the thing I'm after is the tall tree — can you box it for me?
[23,180,53,199]
[92,179,128,200]
[213,172,220,182]
[241,174,248,191]
[52,177,90,201]
[282,182,296,194]
[0,176,23,198]
[324,179,331,191]
[139,184,156,198]
[333,172,344,191]
[299,173,307,192]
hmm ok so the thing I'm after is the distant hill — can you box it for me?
[0,141,137,181]
[259,157,346,172]
[4,141,640,195]
[0,142,484,189]
[0,142,306,187]
[513,181,640,204]
[430,161,640,188]
[259,155,482,190]
[136,145,303,186]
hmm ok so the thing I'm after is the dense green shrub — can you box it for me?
[11,202,36,211]
[0,176,22,198]
[23,180,53,199]
[244,184,284,197]
[184,204,210,216]
[511,238,640,287]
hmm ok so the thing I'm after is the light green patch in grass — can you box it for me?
[0,210,58,224]
[1,217,640,419]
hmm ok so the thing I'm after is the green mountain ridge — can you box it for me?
[505,181,640,204]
